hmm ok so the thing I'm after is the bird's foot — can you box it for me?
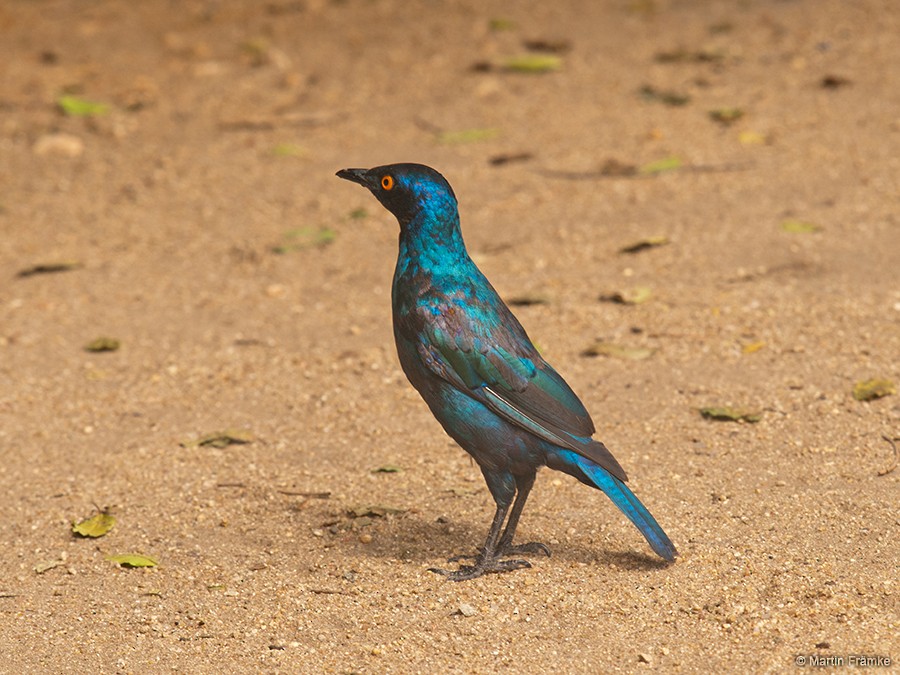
[428,556,532,582]
[446,541,550,563]
[498,541,551,558]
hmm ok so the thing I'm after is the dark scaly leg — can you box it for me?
[428,500,529,581]
[496,472,550,558]
[430,470,546,581]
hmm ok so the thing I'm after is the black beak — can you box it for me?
[336,168,373,188]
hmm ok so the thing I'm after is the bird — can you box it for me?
[336,163,677,580]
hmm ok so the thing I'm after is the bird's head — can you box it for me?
[336,163,458,227]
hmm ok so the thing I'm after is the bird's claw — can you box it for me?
[429,558,532,582]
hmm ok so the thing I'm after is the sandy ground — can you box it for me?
[1,0,898,672]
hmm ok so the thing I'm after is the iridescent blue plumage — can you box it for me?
[337,163,677,580]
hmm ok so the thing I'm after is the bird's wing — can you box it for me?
[408,298,627,481]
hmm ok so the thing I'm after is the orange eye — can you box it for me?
[381,175,395,190]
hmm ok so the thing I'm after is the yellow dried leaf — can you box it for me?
[107,554,157,568]
[437,128,499,144]
[852,379,895,401]
[781,219,822,234]
[741,341,766,354]
[72,512,116,538]
[739,130,769,145]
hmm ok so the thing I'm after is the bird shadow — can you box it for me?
[348,510,672,573]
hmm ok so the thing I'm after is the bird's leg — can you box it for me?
[430,470,539,581]
[496,472,551,558]
[431,472,550,581]
[429,501,526,581]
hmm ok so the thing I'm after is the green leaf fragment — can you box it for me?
[852,379,895,402]
[272,143,306,157]
[639,156,683,175]
[639,85,691,106]
[348,208,368,220]
[72,512,116,538]
[107,554,157,568]
[489,18,515,31]
[709,108,744,124]
[503,55,562,73]
[619,235,669,253]
[780,219,822,234]
[655,48,724,63]
[700,407,762,423]
[84,337,121,353]
[58,95,109,117]
[581,341,655,360]
[181,429,256,448]
[272,227,336,253]
[437,128,499,144]
[372,465,402,474]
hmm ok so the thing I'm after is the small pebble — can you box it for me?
[457,603,477,617]
[33,133,84,157]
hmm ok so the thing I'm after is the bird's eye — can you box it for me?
[381,175,395,190]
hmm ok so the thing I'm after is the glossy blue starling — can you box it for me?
[337,163,677,580]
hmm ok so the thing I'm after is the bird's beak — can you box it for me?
[336,168,374,188]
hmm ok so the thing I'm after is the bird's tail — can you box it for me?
[549,449,678,562]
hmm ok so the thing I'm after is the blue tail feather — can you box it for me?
[552,449,677,562]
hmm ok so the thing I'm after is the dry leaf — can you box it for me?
[58,95,109,117]
[503,55,562,73]
[72,512,116,538]
[582,341,655,360]
[699,407,762,423]
[852,379,895,402]
[372,465,402,474]
[741,341,766,354]
[84,337,121,353]
[348,505,406,518]
[639,157,682,175]
[781,219,822,234]
[507,293,550,306]
[34,559,65,574]
[17,261,83,277]
[181,429,256,448]
[107,553,157,568]
[619,236,669,254]
[437,128,498,144]
[709,108,744,124]
[600,287,652,305]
